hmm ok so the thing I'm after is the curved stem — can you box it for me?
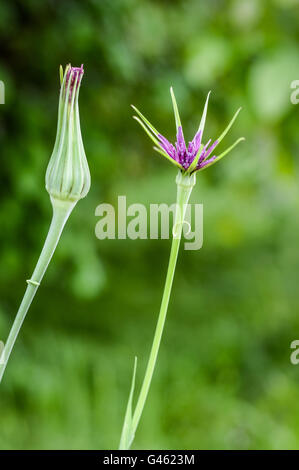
[119,171,196,449]
[0,198,76,383]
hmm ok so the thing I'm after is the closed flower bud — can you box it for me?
[46,64,91,204]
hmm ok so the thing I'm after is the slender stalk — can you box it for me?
[0,198,75,383]
[119,171,196,449]
[131,234,181,432]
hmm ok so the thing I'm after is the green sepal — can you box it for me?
[59,65,64,86]
[199,137,245,172]
[170,87,182,131]
[215,107,242,148]
[197,91,211,139]
[131,105,159,136]
[187,144,204,173]
[133,116,182,169]
[153,146,182,169]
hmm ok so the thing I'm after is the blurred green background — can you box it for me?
[1,0,299,450]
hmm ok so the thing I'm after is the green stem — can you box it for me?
[131,235,180,431]
[119,171,196,449]
[0,198,76,384]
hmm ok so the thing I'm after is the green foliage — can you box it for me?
[1,0,299,450]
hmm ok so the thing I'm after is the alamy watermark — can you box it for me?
[290,80,299,104]
[290,340,299,365]
[0,81,5,104]
[95,196,203,250]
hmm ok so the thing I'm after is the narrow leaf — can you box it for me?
[119,357,138,450]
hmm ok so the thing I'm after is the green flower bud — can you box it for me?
[46,64,91,203]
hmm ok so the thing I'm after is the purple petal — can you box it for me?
[187,141,194,154]
[198,139,211,164]
[202,139,218,160]
[158,134,176,159]
[192,129,202,150]
[198,155,217,169]
[176,126,186,152]
[158,133,172,148]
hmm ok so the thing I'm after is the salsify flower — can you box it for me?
[132,87,244,174]
[0,64,90,383]
[120,88,244,450]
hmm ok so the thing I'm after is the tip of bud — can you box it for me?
[66,64,84,87]
[61,64,84,101]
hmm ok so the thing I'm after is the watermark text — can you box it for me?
[95,196,203,250]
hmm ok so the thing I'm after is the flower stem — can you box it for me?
[131,235,181,431]
[119,171,196,449]
[0,198,76,384]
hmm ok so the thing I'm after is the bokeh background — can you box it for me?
[1,0,299,450]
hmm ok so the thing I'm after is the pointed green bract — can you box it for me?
[59,65,64,86]
[198,107,243,170]
[153,146,182,168]
[131,105,159,136]
[199,137,245,172]
[187,144,204,173]
[134,117,182,168]
[216,137,245,161]
[133,116,162,149]
[216,107,242,146]
[119,357,138,450]
[170,87,182,131]
[132,99,183,169]
[197,91,211,139]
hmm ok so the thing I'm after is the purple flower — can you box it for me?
[132,88,244,174]
[157,126,218,171]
